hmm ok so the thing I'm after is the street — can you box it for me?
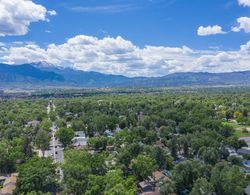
[47,101,64,178]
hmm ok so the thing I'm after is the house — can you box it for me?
[72,137,87,148]
[152,171,166,183]
[0,173,17,195]
[72,131,87,148]
[227,147,243,158]
[139,181,154,193]
[104,130,114,138]
[75,131,85,138]
[26,120,40,127]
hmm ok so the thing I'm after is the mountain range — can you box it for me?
[0,62,250,88]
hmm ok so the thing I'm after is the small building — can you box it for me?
[72,131,87,148]
[75,131,85,138]
[72,137,87,148]
[139,181,154,193]
[26,120,40,127]
[104,130,114,138]
[152,171,166,183]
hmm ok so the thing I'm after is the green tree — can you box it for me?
[144,130,157,144]
[0,138,26,173]
[40,119,52,132]
[34,130,50,157]
[16,157,58,194]
[159,180,176,195]
[55,127,74,148]
[168,136,178,159]
[131,154,157,180]
[88,136,109,151]
[104,169,137,195]
[173,160,211,192]
[198,147,220,165]
[190,178,215,195]
[227,156,242,166]
[62,150,92,194]
[159,125,173,139]
[149,146,174,170]
[85,175,105,195]
[210,163,246,195]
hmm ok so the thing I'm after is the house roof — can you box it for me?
[139,181,153,189]
[0,176,7,181]
[27,120,40,126]
[0,185,16,195]
[74,131,85,138]
[0,175,17,195]
[106,145,115,149]
[141,192,160,195]
[3,176,17,186]
[245,184,250,195]
[153,171,165,182]
[72,137,87,146]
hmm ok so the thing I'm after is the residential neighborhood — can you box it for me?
[1,93,250,194]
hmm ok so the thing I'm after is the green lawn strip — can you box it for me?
[222,121,250,137]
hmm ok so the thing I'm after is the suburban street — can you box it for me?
[47,101,64,178]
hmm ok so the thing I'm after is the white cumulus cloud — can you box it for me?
[0,0,56,36]
[238,0,250,7]
[232,17,250,33]
[197,25,226,36]
[48,10,57,16]
[0,35,250,77]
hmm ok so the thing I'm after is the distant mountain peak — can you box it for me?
[0,63,64,83]
[1,62,250,88]
[31,61,57,68]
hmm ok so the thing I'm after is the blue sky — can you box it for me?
[0,0,249,76]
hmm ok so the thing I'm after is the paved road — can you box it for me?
[47,101,64,178]
[50,124,64,163]
[240,137,250,148]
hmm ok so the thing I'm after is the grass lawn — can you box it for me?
[222,121,250,137]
